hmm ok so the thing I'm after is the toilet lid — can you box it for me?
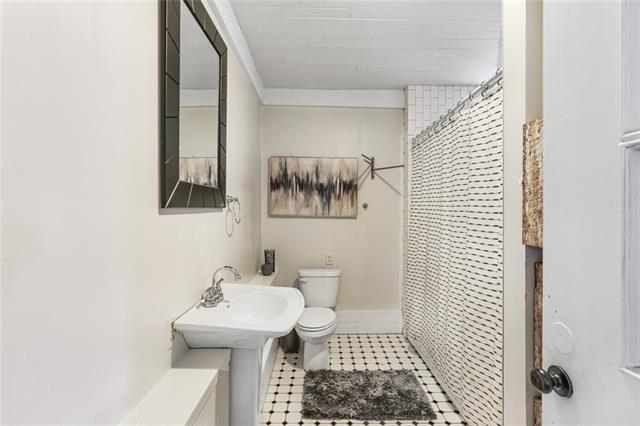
[298,308,336,330]
[298,268,341,278]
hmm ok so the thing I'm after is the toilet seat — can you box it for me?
[296,307,336,331]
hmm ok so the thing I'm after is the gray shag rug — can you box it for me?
[302,369,436,421]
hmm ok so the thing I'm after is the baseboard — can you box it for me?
[335,310,403,334]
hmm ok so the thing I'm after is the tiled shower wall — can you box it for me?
[406,85,475,140]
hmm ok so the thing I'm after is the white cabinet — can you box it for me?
[189,387,217,426]
[176,349,231,426]
[122,349,230,426]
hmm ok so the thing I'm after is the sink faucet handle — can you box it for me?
[201,282,223,308]
[201,287,213,306]
[214,278,224,292]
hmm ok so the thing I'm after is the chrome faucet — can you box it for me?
[201,266,241,308]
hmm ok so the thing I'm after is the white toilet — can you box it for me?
[295,268,340,370]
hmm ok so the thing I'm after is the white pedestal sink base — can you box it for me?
[229,347,262,426]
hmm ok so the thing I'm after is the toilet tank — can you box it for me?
[297,268,341,308]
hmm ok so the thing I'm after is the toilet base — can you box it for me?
[302,340,330,370]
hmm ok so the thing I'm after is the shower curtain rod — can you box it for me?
[414,68,504,143]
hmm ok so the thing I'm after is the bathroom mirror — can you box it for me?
[159,0,227,208]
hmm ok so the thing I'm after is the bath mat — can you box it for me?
[302,369,436,421]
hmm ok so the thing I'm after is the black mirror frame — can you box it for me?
[159,0,228,209]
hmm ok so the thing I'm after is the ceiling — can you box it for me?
[229,0,501,90]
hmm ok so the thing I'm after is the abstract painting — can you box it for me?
[269,157,358,217]
[179,157,218,187]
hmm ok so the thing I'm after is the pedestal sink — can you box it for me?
[174,283,304,426]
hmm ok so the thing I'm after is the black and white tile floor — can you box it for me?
[262,333,466,426]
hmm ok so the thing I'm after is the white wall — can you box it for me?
[502,1,530,425]
[1,1,262,423]
[260,107,403,313]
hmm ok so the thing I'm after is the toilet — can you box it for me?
[295,268,340,370]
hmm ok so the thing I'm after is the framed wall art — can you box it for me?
[268,156,358,218]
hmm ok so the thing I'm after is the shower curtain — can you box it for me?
[405,80,503,426]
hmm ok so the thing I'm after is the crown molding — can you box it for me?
[262,88,404,109]
[204,0,266,101]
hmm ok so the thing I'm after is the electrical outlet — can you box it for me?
[325,252,334,265]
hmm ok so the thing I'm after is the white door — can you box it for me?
[543,0,640,424]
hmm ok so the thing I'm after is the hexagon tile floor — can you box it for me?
[261,333,466,426]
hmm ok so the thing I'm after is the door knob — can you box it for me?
[530,365,573,398]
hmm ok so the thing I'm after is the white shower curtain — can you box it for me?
[405,82,503,426]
